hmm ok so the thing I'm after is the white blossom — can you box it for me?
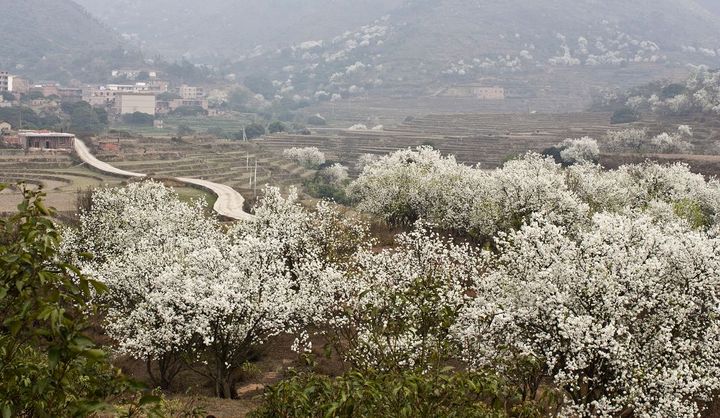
[320,163,349,185]
[454,213,720,417]
[557,136,600,164]
[283,147,326,168]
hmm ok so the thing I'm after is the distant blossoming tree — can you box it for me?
[556,136,600,164]
[283,147,326,168]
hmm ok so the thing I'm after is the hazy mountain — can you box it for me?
[0,0,142,82]
[204,0,720,113]
[697,0,720,15]
[377,0,720,76]
[74,0,405,60]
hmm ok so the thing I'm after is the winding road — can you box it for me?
[74,139,255,221]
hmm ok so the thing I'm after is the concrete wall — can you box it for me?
[117,93,156,115]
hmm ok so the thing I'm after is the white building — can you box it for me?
[115,93,156,115]
[178,85,205,100]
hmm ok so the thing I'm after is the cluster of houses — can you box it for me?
[0,68,214,152]
[84,81,209,117]
[0,69,209,118]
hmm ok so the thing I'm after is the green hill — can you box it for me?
[0,0,142,82]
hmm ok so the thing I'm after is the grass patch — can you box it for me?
[175,186,218,211]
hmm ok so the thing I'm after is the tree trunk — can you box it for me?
[147,354,183,390]
[215,364,235,399]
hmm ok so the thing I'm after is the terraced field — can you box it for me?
[3,111,719,214]
[261,112,720,171]
[112,114,260,138]
[0,138,317,214]
[261,112,615,169]
[0,150,127,213]
[104,138,317,201]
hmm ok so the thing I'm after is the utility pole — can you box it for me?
[253,159,258,198]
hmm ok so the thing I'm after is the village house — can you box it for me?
[30,83,61,97]
[156,98,209,114]
[84,82,168,107]
[0,71,9,92]
[57,87,83,103]
[19,131,75,151]
[83,87,117,107]
[178,85,206,100]
[115,93,156,116]
[442,85,505,100]
[8,76,30,94]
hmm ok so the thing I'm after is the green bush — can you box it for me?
[268,121,286,134]
[661,83,686,100]
[170,106,208,117]
[303,175,350,205]
[610,107,640,124]
[244,122,266,139]
[250,369,549,418]
[0,185,144,416]
[122,111,154,126]
[177,124,195,137]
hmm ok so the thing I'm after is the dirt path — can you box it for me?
[74,139,255,221]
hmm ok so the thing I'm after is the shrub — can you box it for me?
[177,124,195,137]
[245,122,266,139]
[170,106,208,117]
[268,121,286,134]
[605,128,647,150]
[0,185,139,415]
[320,163,349,185]
[122,111,154,125]
[610,107,639,124]
[250,369,548,418]
[303,177,350,204]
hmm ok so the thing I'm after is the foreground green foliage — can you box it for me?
[0,186,153,417]
[251,369,554,418]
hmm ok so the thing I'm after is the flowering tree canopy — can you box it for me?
[320,163,350,185]
[283,147,326,168]
[65,181,350,397]
[454,213,720,416]
[349,148,720,241]
[325,223,481,372]
[556,137,600,164]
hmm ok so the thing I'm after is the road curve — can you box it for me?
[74,139,255,221]
[74,138,146,178]
[176,177,255,221]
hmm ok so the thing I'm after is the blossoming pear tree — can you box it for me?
[454,213,720,416]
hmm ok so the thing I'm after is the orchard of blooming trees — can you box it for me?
[603,67,720,117]
[59,143,720,415]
